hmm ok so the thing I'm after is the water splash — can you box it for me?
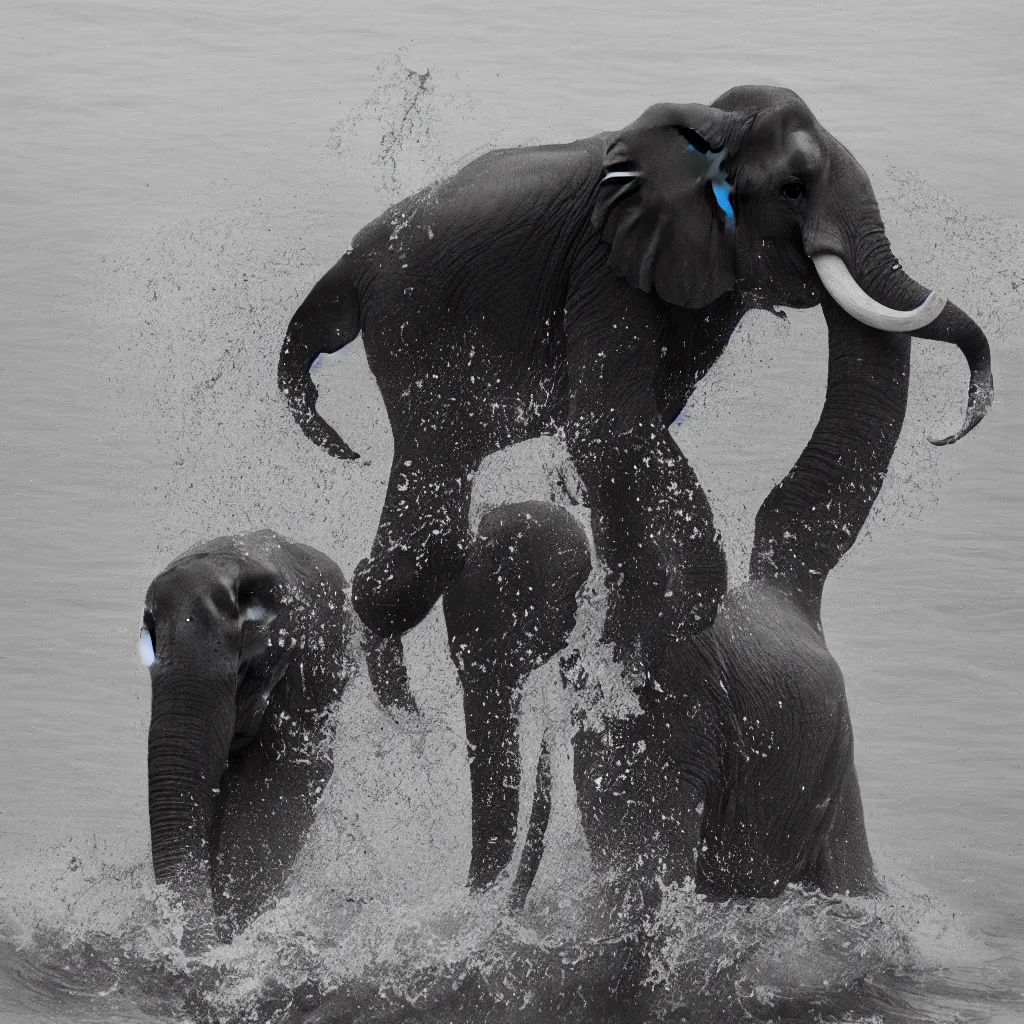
[2,623,1015,1023]
[329,53,481,203]
[3,847,1009,1024]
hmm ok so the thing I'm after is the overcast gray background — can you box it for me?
[1,2,1022,1021]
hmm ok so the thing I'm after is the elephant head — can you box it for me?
[141,531,351,944]
[593,85,993,443]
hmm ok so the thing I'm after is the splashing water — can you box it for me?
[2,587,1018,1023]
[329,55,482,204]
[0,774,1007,1024]
[5,38,1023,1024]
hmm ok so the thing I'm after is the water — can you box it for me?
[1,1,1022,1020]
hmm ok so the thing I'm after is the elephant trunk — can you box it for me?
[806,196,993,445]
[148,679,235,889]
[839,228,994,444]
[751,293,910,613]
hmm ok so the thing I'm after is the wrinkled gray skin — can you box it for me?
[142,531,351,946]
[447,294,936,913]
[280,85,992,720]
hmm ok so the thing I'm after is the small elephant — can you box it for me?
[446,294,931,909]
[140,531,352,941]
[280,84,992,711]
[442,501,592,895]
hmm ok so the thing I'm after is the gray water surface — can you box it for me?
[1,2,1022,1021]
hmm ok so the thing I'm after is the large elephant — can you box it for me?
[140,531,352,943]
[279,85,992,710]
[445,292,938,909]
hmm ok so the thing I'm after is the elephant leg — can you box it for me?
[362,627,418,714]
[507,740,553,911]
[562,271,726,674]
[461,659,525,889]
[278,254,363,461]
[812,765,880,896]
[568,415,726,674]
[352,445,479,711]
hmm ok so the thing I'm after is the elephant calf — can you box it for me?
[140,531,352,942]
[139,518,585,946]
[442,501,592,895]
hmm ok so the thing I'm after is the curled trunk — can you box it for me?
[846,231,993,444]
[805,178,993,446]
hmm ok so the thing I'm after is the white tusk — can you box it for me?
[812,253,946,332]
[601,171,640,181]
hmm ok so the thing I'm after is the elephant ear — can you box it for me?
[592,103,745,308]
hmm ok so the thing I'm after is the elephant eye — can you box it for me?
[239,589,274,624]
[780,179,806,201]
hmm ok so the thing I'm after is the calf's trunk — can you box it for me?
[148,682,235,949]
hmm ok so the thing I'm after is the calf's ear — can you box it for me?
[592,103,745,308]
[236,568,280,662]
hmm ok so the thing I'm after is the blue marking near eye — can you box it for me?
[712,181,735,223]
[686,143,736,224]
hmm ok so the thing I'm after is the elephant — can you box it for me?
[445,292,937,913]
[140,516,588,948]
[279,84,993,715]
[140,530,352,943]
[442,501,593,897]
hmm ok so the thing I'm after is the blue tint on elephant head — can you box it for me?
[687,143,735,226]
[712,181,735,222]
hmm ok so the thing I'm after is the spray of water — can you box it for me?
[6,55,1023,1024]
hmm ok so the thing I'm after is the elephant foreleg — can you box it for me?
[563,272,726,674]
[353,444,479,712]
[362,628,418,714]
[444,526,529,890]
[811,765,880,896]
[567,415,726,674]
[461,662,525,889]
